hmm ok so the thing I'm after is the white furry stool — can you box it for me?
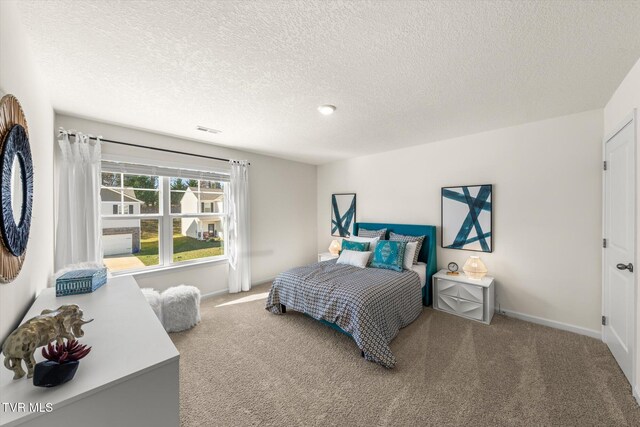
[140,288,163,325]
[161,285,201,333]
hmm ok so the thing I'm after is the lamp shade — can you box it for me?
[328,239,341,255]
[463,255,488,279]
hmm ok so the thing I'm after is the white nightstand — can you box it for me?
[432,269,495,324]
[318,252,339,262]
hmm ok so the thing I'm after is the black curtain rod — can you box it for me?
[59,132,250,165]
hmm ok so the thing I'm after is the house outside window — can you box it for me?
[100,163,227,273]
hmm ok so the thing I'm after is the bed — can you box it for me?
[265,223,437,368]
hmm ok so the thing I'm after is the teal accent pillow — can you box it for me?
[340,240,370,253]
[370,240,407,272]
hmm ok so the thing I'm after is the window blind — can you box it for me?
[101,160,230,182]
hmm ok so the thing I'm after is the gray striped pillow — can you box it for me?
[358,228,387,239]
[389,232,425,264]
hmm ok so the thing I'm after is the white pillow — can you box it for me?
[403,242,418,270]
[346,236,380,262]
[337,250,371,268]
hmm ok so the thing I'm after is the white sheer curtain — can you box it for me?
[55,131,103,270]
[225,160,251,293]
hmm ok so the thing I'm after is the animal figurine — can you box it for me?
[1,304,93,379]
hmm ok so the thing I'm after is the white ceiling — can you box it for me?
[15,0,640,165]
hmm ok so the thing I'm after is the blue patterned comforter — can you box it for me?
[265,260,422,368]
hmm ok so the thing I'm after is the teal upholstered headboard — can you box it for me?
[353,222,437,306]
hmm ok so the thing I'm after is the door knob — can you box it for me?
[616,263,634,273]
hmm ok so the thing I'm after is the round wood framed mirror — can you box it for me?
[0,95,33,283]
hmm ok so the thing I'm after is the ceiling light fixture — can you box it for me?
[318,105,336,115]
[196,125,221,134]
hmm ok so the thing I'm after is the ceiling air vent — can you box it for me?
[196,125,221,134]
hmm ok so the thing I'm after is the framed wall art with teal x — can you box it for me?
[441,184,493,253]
[331,193,356,237]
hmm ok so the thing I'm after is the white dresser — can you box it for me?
[318,252,339,262]
[0,276,180,427]
[432,269,495,324]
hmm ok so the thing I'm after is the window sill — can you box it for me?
[108,256,228,278]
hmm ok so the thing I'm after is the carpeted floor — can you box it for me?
[170,283,640,426]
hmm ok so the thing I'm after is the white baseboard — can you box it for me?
[634,385,640,406]
[200,278,274,300]
[200,288,229,300]
[252,277,275,287]
[497,308,601,340]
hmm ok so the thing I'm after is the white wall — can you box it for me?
[318,109,603,334]
[0,0,55,340]
[604,57,640,399]
[55,114,317,295]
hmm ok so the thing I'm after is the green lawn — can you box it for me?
[136,234,224,266]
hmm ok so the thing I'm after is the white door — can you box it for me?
[103,234,133,256]
[603,114,636,385]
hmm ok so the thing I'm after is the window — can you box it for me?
[100,164,227,273]
[168,177,225,264]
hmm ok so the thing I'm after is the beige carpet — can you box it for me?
[170,283,640,426]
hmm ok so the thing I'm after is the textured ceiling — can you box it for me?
[13,0,640,164]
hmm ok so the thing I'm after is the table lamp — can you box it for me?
[463,255,488,279]
[328,239,341,255]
